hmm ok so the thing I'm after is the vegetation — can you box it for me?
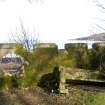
[65,43,89,69]
[15,43,58,88]
[0,42,105,105]
[83,91,105,105]
[1,42,105,89]
[65,43,105,74]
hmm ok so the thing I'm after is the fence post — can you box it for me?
[59,66,68,94]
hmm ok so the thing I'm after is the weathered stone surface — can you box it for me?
[36,43,58,48]
[0,43,16,59]
[0,43,22,74]
[65,43,88,50]
[58,67,101,94]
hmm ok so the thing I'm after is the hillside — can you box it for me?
[76,33,105,41]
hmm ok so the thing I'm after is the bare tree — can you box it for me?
[95,0,105,10]
[12,20,39,52]
[93,0,105,30]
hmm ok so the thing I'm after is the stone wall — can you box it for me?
[65,43,88,50]
[0,43,16,59]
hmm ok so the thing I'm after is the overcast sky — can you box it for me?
[0,0,102,48]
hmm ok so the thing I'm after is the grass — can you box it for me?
[0,48,105,105]
[0,84,105,105]
[83,92,105,105]
[0,90,22,105]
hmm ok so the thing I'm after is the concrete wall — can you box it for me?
[0,43,16,59]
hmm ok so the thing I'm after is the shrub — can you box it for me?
[0,72,5,90]
[10,75,20,89]
[34,43,58,71]
[65,43,89,69]
[15,43,58,87]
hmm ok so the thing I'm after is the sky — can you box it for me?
[0,0,103,48]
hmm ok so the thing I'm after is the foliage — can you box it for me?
[65,43,105,74]
[0,73,23,90]
[34,46,58,71]
[65,43,89,69]
[52,50,76,68]
[16,43,35,63]
[83,92,105,105]
[10,75,20,89]
[89,43,105,71]
[3,42,105,90]
[0,72,5,90]
[15,43,58,87]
